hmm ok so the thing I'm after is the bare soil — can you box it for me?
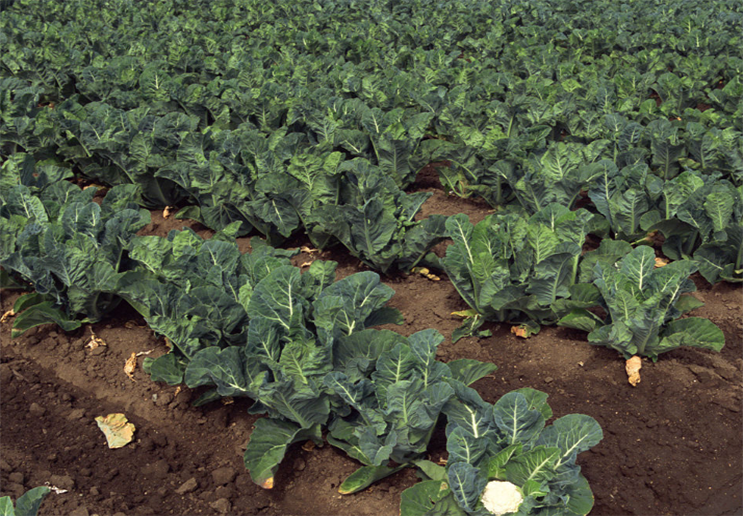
[2,171,742,516]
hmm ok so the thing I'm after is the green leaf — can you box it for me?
[485,444,522,480]
[0,269,27,289]
[371,343,417,401]
[451,315,485,344]
[0,496,12,516]
[248,266,304,331]
[447,462,487,513]
[14,486,50,516]
[12,293,47,314]
[143,353,186,386]
[512,388,553,420]
[564,474,596,516]
[338,464,407,494]
[620,246,656,291]
[184,347,258,398]
[536,414,603,469]
[11,302,83,338]
[504,445,561,486]
[414,460,448,481]
[244,419,320,489]
[447,425,488,465]
[673,294,704,315]
[446,359,497,386]
[400,480,454,516]
[493,391,546,446]
[557,309,604,333]
[658,317,725,354]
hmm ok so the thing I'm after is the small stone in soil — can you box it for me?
[29,402,45,416]
[0,364,12,384]
[49,474,75,491]
[155,392,173,407]
[5,483,25,498]
[67,408,86,420]
[175,477,198,495]
[210,498,232,514]
[214,485,234,501]
[9,471,24,484]
[90,346,107,356]
[142,459,170,479]
[151,432,168,448]
[212,466,237,486]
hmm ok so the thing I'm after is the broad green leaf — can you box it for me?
[372,343,417,401]
[443,383,493,440]
[447,462,487,513]
[248,266,304,331]
[658,317,725,354]
[400,480,453,516]
[0,496,12,516]
[12,292,47,313]
[338,464,406,494]
[557,309,604,333]
[11,301,83,338]
[184,347,255,398]
[447,426,488,465]
[485,444,522,480]
[414,460,448,481]
[504,445,561,486]
[13,486,50,516]
[143,353,186,385]
[620,246,655,291]
[244,419,320,489]
[493,392,545,446]
[446,359,498,386]
[536,414,603,469]
[564,474,596,516]
[257,376,330,428]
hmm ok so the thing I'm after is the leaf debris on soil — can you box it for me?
[626,356,642,387]
[124,353,137,381]
[95,413,136,449]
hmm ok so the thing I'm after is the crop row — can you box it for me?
[1,0,742,279]
[1,0,740,513]
[1,167,606,515]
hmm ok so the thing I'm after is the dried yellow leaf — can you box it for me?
[86,329,107,349]
[511,325,529,338]
[654,257,669,268]
[412,267,441,281]
[626,356,642,387]
[301,440,316,452]
[124,352,137,381]
[95,413,135,449]
[1,309,15,323]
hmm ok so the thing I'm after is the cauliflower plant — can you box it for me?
[481,480,523,515]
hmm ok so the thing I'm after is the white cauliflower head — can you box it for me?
[480,480,524,515]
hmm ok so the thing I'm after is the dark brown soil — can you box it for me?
[2,172,742,516]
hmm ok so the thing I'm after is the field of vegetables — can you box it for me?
[1,0,741,515]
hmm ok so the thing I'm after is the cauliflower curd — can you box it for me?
[481,481,524,515]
